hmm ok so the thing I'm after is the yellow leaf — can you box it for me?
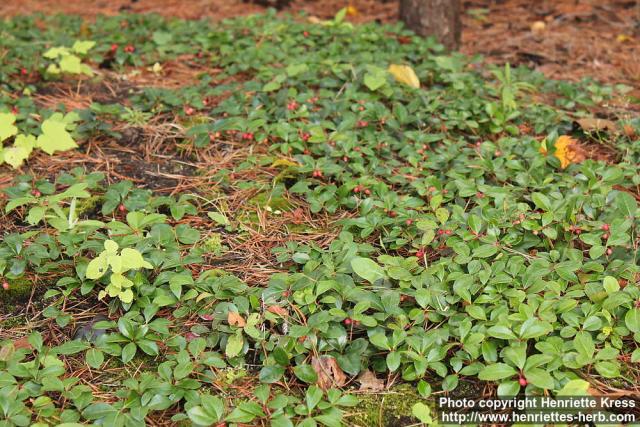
[271,158,300,168]
[227,311,246,327]
[616,34,632,43]
[388,64,420,88]
[539,139,548,155]
[552,135,583,169]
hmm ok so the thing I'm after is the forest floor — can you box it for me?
[0,1,639,426]
[2,0,639,88]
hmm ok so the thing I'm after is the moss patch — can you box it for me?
[0,277,33,306]
[347,384,423,427]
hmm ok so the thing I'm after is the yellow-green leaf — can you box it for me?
[0,113,18,142]
[388,64,420,88]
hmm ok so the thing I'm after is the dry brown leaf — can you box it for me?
[623,124,636,138]
[576,118,618,133]
[227,311,246,327]
[267,305,288,317]
[357,369,385,391]
[312,356,347,390]
[13,337,32,350]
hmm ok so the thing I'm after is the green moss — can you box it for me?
[0,314,26,329]
[0,277,33,305]
[249,190,293,212]
[202,233,228,256]
[347,384,423,427]
[75,195,103,217]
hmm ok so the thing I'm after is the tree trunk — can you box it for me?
[399,0,461,50]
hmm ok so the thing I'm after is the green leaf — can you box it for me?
[121,342,137,363]
[487,325,517,340]
[2,134,35,168]
[411,402,433,424]
[523,368,554,389]
[72,40,95,54]
[625,308,640,334]
[120,248,153,270]
[351,257,386,284]
[478,363,517,381]
[207,211,229,226]
[286,63,308,77]
[573,331,595,359]
[364,66,387,91]
[36,116,78,155]
[531,192,551,211]
[557,379,590,396]
[0,113,18,142]
[86,348,104,369]
[259,365,285,383]
[293,364,318,384]
[595,361,620,378]
[225,331,244,358]
[603,276,619,294]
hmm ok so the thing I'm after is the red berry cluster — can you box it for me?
[352,185,371,196]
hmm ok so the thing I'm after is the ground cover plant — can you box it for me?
[0,8,639,427]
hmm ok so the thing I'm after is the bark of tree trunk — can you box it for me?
[399,0,462,50]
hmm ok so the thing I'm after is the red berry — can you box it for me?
[602,233,610,240]
[287,101,298,111]
[31,190,41,197]
[416,249,425,258]
[282,290,291,297]
[519,376,528,386]
[388,211,397,218]
[405,219,413,226]
[353,186,361,193]
[110,43,118,52]
[437,229,445,235]
[476,192,485,199]
[20,68,28,75]
[357,120,368,128]
[118,204,126,213]
[303,31,309,37]
[601,224,610,231]
[606,248,613,256]
[124,44,135,53]
[344,318,352,325]
[2,281,9,290]
[184,106,195,115]
[364,189,371,196]
[445,229,452,235]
